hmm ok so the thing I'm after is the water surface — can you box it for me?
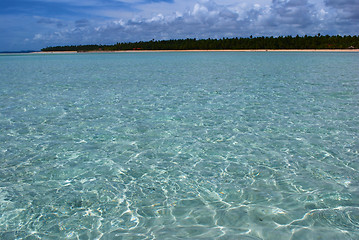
[0,52,358,239]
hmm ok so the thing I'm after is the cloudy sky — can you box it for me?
[0,0,358,51]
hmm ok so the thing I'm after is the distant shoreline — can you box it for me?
[31,49,359,54]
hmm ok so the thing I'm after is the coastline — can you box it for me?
[29,49,359,54]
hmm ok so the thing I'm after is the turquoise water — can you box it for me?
[0,52,358,239]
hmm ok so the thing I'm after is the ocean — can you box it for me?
[0,52,358,239]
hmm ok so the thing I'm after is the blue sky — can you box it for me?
[1,0,358,51]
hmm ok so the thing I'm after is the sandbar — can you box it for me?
[30,49,359,54]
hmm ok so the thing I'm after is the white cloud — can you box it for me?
[33,34,43,40]
[31,0,304,46]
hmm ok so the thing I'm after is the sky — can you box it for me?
[0,0,358,51]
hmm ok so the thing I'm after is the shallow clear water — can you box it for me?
[0,52,358,239]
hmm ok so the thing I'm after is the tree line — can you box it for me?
[41,34,358,52]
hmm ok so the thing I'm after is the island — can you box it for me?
[41,35,358,52]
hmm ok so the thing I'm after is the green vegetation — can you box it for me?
[41,34,359,51]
